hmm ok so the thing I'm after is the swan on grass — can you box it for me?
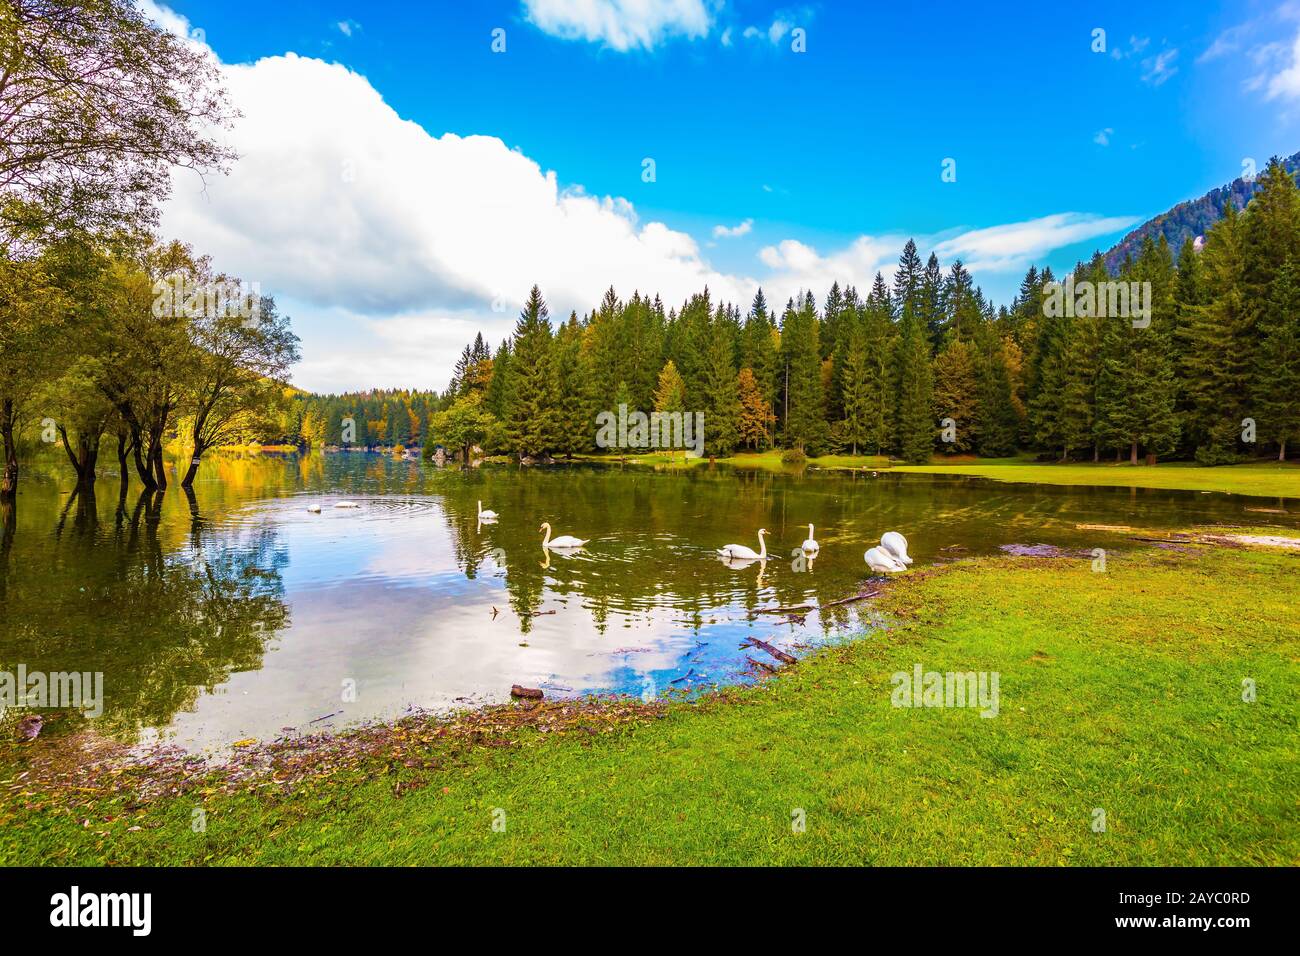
[718,528,767,562]
[801,523,819,555]
[881,531,913,565]
[478,500,498,521]
[864,546,907,574]
[540,522,587,549]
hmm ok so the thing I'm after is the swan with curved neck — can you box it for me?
[801,523,819,554]
[864,545,906,574]
[881,531,912,565]
[478,500,498,521]
[718,529,767,561]
[540,522,587,549]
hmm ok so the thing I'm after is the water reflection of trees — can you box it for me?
[0,487,288,742]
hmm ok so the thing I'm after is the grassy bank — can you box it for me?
[3,535,1296,866]
[890,457,1300,499]
[582,450,1300,498]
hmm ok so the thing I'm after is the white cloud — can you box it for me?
[149,4,1136,393]
[1266,26,1300,99]
[931,213,1140,274]
[1140,47,1179,85]
[1093,128,1113,146]
[336,20,361,38]
[712,218,753,239]
[521,0,712,51]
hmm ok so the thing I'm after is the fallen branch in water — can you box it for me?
[746,656,779,674]
[821,589,881,608]
[510,685,544,699]
[742,637,796,664]
[754,603,814,615]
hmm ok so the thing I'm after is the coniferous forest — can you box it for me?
[296,156,1297,466]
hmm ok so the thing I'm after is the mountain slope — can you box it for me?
[1102,150,1300,272]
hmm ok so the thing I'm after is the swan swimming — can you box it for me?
[478,500,498,521]
[333,501,360,509]
[540,522,587,549]
[864,546,907,574]
[718,528,767,562]
[306,503,322,513]
[801,523,819,555]
[881,531,913,565]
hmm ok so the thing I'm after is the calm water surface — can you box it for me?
[1,453,1294,752]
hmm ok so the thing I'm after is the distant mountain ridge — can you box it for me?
[1101,150,1300,272]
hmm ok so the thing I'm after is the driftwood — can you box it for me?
[821,588,881,608]
[743,637,796,665]
[670,668,696,685]
[754,603,814,615]
[746,656,779,674]
[510,684,544,699]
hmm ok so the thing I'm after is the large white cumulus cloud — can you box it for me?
[148,2,1134,392]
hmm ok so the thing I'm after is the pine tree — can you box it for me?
[741,289,779,442]
[653,359,687,459]
[504,285,559,458]
[737,367,773,449]
[780,293,826,452]
[553,312,590,457]
[1096,239,1181,463]
[837,322,871,455]
[701,318,741,456]
[931,333,978,453]
[1253,258,1300,459]
[894,308,935,463]
[1182,206,1249,462]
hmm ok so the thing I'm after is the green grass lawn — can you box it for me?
[581,450,1300,498]
[3,539,1296,866]
[890,457,1300,499]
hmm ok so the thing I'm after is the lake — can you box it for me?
[1,452,1294,752]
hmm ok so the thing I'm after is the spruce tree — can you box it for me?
[504,285,559,458]
[701,317,741,456]
[894,308,935,463]
[931,333,978,453]
[1253,258,1300,459]
[780,293,826,452]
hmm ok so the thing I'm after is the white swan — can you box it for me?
[540,522,587,549]
[333,500,360,509]
[801,523,819,555]
[718,528,767,562]
[865,546,907,574]
[306,503,322,513]
[881,531,913,565]
[478,500,498,521]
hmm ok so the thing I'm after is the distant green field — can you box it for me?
[582,451,1300,499]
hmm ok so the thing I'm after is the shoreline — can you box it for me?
[3,527,1296,866]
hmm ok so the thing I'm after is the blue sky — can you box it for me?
[148,0,1300,391]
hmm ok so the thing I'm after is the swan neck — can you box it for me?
[758,530,767,560]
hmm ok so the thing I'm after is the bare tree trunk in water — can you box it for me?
[132,424,156,491]
[150,440,167,490]
[1,397,18,499]
[0,494,14,601]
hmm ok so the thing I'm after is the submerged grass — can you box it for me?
[2,534,1296,866]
